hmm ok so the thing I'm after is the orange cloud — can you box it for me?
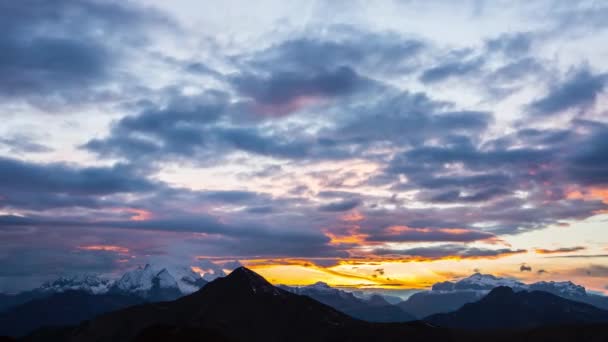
[566,187,608,204]
[111,207,153,221]
[341,210,365,222]
[78,245,130,254]
[535,246,586,254]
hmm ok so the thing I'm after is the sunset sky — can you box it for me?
[1,0,608,294]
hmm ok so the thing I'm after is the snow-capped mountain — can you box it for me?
[399,272,608,318]
[39,274,112,295]
[430,273,588,297]
[36,264,211,300]
[110,264,186,301]
[529,281,586,298]
[432,273,526,292]
[169,266,208,294]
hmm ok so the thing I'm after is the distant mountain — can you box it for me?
[0,292,46,313]
[399,273,608,318]
[0,291,144,337]
[109,265,182,301]
[0,264,209,315]
[425,286,608,330]
[30,267,448,342]
[0,274,113,313]
[39,274,113,294]
[20,269,608,342]
[399,289,483,318]
[280,281,415,323]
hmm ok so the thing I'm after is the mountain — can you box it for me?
[279,281,416,322]
[399,289,483,319]
[0,291,144,337]
[425,286,608,330]
[0,274,113,313]
[399,273,608,318]
[31,267,447,342]
[0,292,46,313]
[39,274,112,294]
[109,264,183,301]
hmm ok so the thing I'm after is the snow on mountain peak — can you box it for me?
[454,273,525,290]
[529,281,587,297]
[169,266,207,294]
[430,273,589,299]
[40,274,112,294]
[155,268,179,289]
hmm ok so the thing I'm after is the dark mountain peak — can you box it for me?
[486,286,515,297]
[425,285,608,330]
[367,294,390,306]
[311,281,331,288]
[224,267,280,295]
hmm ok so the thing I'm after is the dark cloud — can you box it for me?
[230,66,373,116]
[0,0,168,107]
[374,244,526,259]
[420,57,484,83]
[566,125,608,185]
[0,135,53,153]
[529,67,606,116]
[244,31,425,76]
[485,32,533,57]
[535,246,586,254]
[366,226,496,243]
[520,263,532,272]
[0,157,155,210]
[318,199,361,212]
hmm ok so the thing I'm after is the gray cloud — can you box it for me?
[529,67,606,116]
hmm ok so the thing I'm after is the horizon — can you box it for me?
[1,0,608,295]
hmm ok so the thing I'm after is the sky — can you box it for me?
[1,0,608,294]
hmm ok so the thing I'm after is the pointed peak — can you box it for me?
[226,267,281,295]
[310,281,331,288]
[229,267,265,282]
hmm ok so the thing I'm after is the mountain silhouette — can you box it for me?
[0,291,144,337]
[279,282,415,322]
[425,286,608,330]
[27,267,447,342]
[18,270,608,342]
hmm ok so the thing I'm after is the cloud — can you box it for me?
[528,67,606,116]
[318,199,361,212]
[520,263,532,272]
[570,265,608,278]
[485,32,533,57]
[373,244,526,260]
[420,57,484,83]
[0,135,53,153]
[0,157,155,210]
[366,226,497,243]
[0,0,169,107]
[231,66,372,116]
[535,246,586,254]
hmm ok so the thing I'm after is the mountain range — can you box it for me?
[279,281,416,322]
[425,286,608,330]
[3,266,608,339]
[398,272,608,318]
[16,267,608,342]
[0,264,210,337]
